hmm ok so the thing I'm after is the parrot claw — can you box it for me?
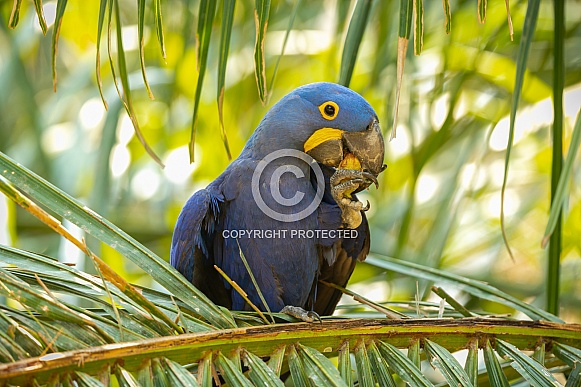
[281,305,322,324]
[362,200,370,211]
[365,172,379,189]
[330,169,378,189]
[331,169,378,229]
[339,198,369,212]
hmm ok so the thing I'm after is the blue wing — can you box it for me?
[170,183,233,307]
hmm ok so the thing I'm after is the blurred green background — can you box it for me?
[1,0,580,322]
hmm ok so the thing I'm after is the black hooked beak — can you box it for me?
[341,119,386,176]
[305,119,386,177]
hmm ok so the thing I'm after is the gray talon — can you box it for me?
[362,171,379,188]
[330,169,378,191]
[307,311,322,325]
[362,200,370,211]
[281,305,320,323]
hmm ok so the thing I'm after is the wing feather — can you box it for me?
[170,187,232,307]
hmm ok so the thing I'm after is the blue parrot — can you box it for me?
[171,82,385,319]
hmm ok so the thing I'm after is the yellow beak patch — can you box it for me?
[303,128,344,153]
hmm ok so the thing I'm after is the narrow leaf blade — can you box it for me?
[413,0,423,55]
[545,0,566,317]
[268,0,301,98]
[366,255,563,322]
[464,339,479,387]
[242,349,284,387]
[424,339,474,387]
[74,371,105,387]
[115,365,141,387]
[391,0,413,140]
[408,338,421,368]
[216,0,236,160]
[112,0,163,167]
[542,109,581,245]
[354,340,374,387]
[51,0,69,92]
[500,0,540,259]
[95,0,109,109]
[478,0,487,23]
[496,339,561,386]
[296,343,348,387]
[9,0,23,29]
[442,0,451,34]
[288,345,310,387]
[161,358,200,386]
[33,0,48,35]
[553,343,581,368]
[483,339,510,387]
[253,0,271,103]
[216,352,253,387]
[153,0,166,59]
[338,0,373,87]
[137,0,154,99]
[189,0,218,162]
[377,341,433,387]
[338,341,352,386]
[267,346,286,377]
[196,352,213,387]
[367,341,397,387]
[565,363,581,387]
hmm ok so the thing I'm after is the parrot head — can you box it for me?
[245,82,386,178]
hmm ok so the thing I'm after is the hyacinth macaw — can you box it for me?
[171,82,385,320]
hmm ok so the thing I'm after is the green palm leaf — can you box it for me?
[0,151,235,330]
[338,0,373,87]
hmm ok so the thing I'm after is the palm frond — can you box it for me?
[1,244,580,385]
[0,151,235,330]
[2,149,580,384]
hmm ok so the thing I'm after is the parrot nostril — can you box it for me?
[367,119,378,129]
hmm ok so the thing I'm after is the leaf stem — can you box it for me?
[547,0,565,316]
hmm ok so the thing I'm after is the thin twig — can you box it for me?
[33,274,113,342]
[39,328,64,357]
[85,240,125,340]
[235,239,275,323]
[213,265,271,325]
[319,280,406,319]
[431,286,474,317]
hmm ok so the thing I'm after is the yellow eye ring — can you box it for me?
[318,101,340,120]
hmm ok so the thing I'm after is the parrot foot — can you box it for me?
[281,305,322,324]
[339,197,369,211]
[331,169,378,229]
[330,169,378,189]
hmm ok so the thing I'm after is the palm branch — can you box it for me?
[2,0,581,385]
[1,151,580,386]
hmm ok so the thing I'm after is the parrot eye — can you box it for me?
[318,101,340,120]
